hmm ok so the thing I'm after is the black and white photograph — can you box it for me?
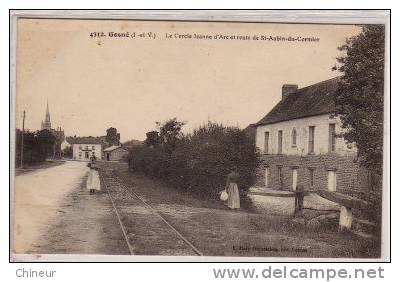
[9,11,389,262]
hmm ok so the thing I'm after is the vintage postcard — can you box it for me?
[10,11,389,261]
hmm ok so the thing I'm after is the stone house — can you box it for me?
[103,145,128,161]
[69,137,104,161]
[254,77,372,196]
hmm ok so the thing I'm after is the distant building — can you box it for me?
[68,137,105,161]
[103,145,128,161]
[253,77,372,195]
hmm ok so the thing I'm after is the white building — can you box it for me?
[70,137,104,161]
[253,77,369,195]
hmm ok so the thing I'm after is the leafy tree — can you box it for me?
[62,146,73,158]
[333,25,385,175]
[37,129,57,158]
[106,127,121,146]
[156,118,186,153]
[144,131,161,148]
[15,129,56,165]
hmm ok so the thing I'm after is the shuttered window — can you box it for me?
[278,130,283,154]
[264,132,269,154]
[291,128,297,146]
[278,166,283,185]
[308,126,315,154]
[329,124,336,152]
[309,168,314,187]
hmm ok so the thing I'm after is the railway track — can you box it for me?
[100,169,203,256]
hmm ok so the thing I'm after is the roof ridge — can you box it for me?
[256,76,340,126]
[297,76,341,93]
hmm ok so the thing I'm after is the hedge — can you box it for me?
[128,122,260,198]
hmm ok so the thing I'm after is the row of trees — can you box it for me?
[15,129,57,166]
[128,119,259,199]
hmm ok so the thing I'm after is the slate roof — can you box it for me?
[256,77,340,126]
[66,136,107,145]
[104,145,127,152]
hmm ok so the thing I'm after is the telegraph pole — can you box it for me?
[20,110,25,168]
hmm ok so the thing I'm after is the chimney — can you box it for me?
[282,84,298,100]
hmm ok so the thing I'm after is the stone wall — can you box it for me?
[256,153,372,196]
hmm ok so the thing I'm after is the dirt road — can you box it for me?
[13,161,129,255]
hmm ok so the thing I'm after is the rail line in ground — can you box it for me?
[100,169,203,256]
[101,172,135,255]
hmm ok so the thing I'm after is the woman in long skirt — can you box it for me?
[87,164,101,194]
[225,166,240,210]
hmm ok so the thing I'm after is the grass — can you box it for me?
[100,161,380,258]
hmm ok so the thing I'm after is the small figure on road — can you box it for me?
[294,184,304,216]
[87,163,101,194]
[225,166,240,210]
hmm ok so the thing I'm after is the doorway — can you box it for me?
[327,171,337,192]
[292,168,298,191]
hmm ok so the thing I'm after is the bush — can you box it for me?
[128,122,260,199]
[15,129,56,165]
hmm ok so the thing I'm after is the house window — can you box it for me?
[264,132,269,154]
[277,166,283,185]
[309,168,315,187]
[78,152,82,158]
[85,145,88,150]
[291,128,297,147]
[308,126,315,154]
[327,170,337,192]
[329,124,336,152]
[92,145,95,150]
[85,152,89,159]
[79,145,82,150]
[278,130,283,154]
[265,167,269,188]
[292,168,298,191]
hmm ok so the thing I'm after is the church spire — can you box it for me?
[41,100,52,130]
[45,100,50,123]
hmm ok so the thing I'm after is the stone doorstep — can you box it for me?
[248,186,295,197]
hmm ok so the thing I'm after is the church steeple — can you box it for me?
[41,100,52,130]
[45,100,50,122]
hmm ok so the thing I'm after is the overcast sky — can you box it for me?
[15,19,361,142]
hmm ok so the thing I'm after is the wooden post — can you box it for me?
[294,185,304,217]
[339,206,353,231]
[20,110,25,168]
